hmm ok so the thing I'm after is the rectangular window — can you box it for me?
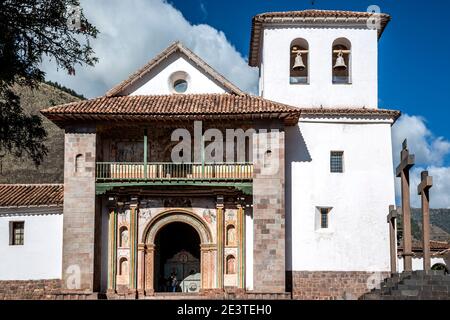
[330,151,344,173]
[320,208,329,229]
[10,222,24,246]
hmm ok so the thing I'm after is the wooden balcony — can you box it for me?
[96,162,253,182]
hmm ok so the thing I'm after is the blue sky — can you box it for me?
[170,0,450,142]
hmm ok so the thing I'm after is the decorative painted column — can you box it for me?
[216,196,224,289]
[418,171,433,271]
[144,244,155,294]
[128,198,139,292]
[201,244,216,289]
[137,243,146,296]
[237,204,245,288]
[387,205,398,274]
[107,200,118,293]
[395,139,415,272]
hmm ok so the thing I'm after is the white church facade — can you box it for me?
[1,10,407,300]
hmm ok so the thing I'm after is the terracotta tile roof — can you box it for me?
[249,9,391,66]
[399,240,450,252]
[107,42,244,97]
[0,184,64,207]
[41,93,302,126]
[298,107,401,121]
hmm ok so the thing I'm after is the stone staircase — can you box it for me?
[362,271,450,300]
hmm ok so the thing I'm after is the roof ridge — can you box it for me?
[105,41,244,97]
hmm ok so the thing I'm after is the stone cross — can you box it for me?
[417,171,433,271]
[395,139,415,272]
[387,205,398,274]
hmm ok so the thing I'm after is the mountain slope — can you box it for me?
[0,82,81,184]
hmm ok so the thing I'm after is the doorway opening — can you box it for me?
[154,222,201,292]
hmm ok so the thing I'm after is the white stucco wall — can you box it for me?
[123,53,228,96]
[286,119,395,272]
[0,207,63,280]
[260,27,378,108]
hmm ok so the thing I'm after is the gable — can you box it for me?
[107,42,243,96]
[124,53,228,96]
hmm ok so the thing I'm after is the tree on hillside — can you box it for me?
[0,0,98,165]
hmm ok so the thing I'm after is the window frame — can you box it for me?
[9,221,25,246]
[330,151,344,173]
[320,208,330,229]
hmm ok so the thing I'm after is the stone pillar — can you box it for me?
[216,198,224,289]
[144,244,155,295]
[387,206,398,274]
[128,199,139,293]
[418,171,433,271]
[252,128,285,292]
[62,127,97,292]
[237,204,245,288]
[201,244,216,289]
[395,139,415,272]
[107,200,118,293]
[137,243,146,296]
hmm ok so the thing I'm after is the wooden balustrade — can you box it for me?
[96,162,253,181]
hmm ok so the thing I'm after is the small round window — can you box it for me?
[173,79,188,93]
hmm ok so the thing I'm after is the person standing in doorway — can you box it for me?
[170,272,177,292]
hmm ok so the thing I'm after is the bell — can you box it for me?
[292,53,306,71]
[333,51,347,70]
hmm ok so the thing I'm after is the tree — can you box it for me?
[0,0,98,165]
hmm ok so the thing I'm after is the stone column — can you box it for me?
[387,205,398,274]
[216,197,224,289]
[395,139,415,272]
[144,244,155,295]
[137,243,146,296]
[107,200,118,293]
[237,204,245,288]
[62,127,97,292]
[201,244,216,289]
[128,199,139,293]
[252,128,285,292]
[418,171,433,271]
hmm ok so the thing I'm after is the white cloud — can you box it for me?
[42,0,258,98]
[392,114,450,167]
[392,114,450,208]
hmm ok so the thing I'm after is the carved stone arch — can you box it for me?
[142,208,213,245]
[140,209,216,294]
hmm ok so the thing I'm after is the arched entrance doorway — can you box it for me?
[142,209,216,294]
[154,222,201,292]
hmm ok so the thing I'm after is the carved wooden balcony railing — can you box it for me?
[96,162,253,181]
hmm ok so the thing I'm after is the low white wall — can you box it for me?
[397,256,449,272]
[0,207,63,280]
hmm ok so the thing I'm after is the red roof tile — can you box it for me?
[0,184,63,207]
[41,93,302,125]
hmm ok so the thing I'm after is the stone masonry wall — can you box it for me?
[0,280,61,300]
[290,271,390,300]
[62,128,97,292]
[252,129,286,292]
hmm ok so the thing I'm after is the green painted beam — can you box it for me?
[95,181,253,195]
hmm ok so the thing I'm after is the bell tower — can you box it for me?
[249,10,391,108]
